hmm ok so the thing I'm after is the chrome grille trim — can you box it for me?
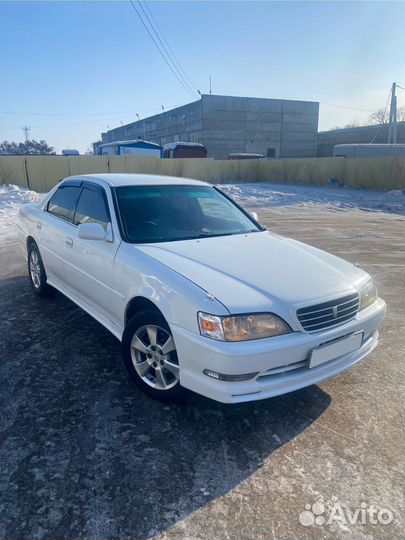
[298,297,359,318]
[299,301,359,323]
[297,293,359,332]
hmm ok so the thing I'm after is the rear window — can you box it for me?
[174,146,207,158]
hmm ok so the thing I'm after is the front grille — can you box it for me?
[297,292,359,332]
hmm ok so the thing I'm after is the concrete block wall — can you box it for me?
[200,95,319,159]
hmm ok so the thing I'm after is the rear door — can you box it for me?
[39,182,82,283]
[62,182,121,320]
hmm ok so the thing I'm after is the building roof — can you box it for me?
[163,142,206,150]
[318,122,405,135]
[228,152,264,157]
[98,139,161,149]
[73,173,207,187]
[334,143,405,148]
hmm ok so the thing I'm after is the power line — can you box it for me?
[128,0,198,99]
[142,0,198,94]
[0,99,196,132]
[2,118,120,131]
[137,0,197,96]
[0,101,189,117]
[320,102,375,113]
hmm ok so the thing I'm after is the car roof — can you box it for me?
[64,173,209,187]
[163,142,206,150]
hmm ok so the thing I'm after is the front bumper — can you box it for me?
[171,298,386,403]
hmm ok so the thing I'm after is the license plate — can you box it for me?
[309,332,363,369]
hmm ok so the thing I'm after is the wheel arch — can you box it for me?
[26,235,37,250]
[124,296,166,326]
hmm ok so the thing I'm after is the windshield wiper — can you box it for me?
[133,230,261,243]
[195,231,236,239]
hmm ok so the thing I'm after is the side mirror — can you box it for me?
[250,211,259,222]
[78,223,107,241]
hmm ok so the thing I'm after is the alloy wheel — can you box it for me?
[130,324,179,390]
[29,249,41,289]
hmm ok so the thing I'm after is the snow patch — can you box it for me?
[0,184,42,237]
[219,183,405,215]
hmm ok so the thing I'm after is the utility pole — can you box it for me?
[21,125,30,142]
[209,76,212,95]
[387,82,397,144]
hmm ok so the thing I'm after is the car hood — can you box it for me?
[136,231,368,313]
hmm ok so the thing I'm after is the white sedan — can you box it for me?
[18,174,386,403]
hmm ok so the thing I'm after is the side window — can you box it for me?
[74,187,110,230]
[47,186,81,222]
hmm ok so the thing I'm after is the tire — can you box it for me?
[122,310,185,402]
[27,242,55,297]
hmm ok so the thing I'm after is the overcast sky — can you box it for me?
[1,0,404,153]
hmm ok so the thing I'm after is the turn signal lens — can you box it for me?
[198,312,291,341]
[359,280,378,311]
[198,313,224,340]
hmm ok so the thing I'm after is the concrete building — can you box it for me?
[96,94,319,160]
[317,122,405,157]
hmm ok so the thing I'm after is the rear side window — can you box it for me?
[47,186,81,222]
[74,187,110,230]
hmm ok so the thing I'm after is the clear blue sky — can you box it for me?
[1,0,404,153]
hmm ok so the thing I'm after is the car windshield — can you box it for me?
[115,185,262,243]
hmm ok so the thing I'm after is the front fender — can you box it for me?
[114,243,229,334]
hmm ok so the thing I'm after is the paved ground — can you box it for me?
[0,205,404,540]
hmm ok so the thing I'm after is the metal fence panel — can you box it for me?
[0,157,29,188]
[0,155,403,190]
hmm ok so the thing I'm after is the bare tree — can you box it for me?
[328,121,360,131]
[368,106,404,125]
[368,109,389,125]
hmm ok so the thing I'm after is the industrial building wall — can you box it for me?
[317,122,405,157]
[200,95,319,159]
[101,100,202,147]
[99,95,319,159]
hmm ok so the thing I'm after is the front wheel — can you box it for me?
[122,310,184,402]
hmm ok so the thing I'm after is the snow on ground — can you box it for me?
[219,183,405,215]
[0,185,42,240]
[0,182,403,242]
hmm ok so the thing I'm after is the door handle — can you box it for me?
[65,237,73,248]
[36,222,42,230]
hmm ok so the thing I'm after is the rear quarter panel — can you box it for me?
[18,203,42,257]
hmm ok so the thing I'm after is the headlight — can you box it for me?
[198,312,292,341]
[359,280,378,311]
